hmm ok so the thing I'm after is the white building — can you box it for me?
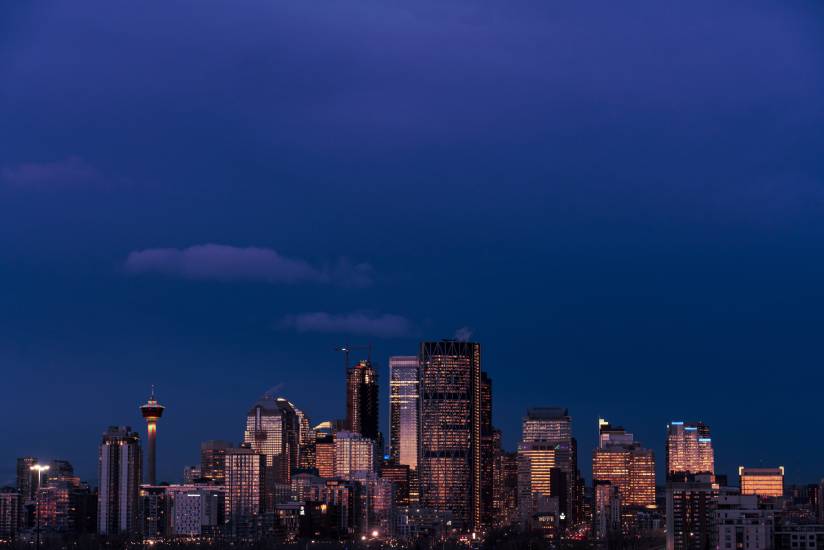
[716,493,774,550]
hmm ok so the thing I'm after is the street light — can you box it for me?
[29,464,49,550]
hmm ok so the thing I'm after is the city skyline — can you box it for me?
[3,0,824,519]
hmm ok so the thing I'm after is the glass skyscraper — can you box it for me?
[419,340,482,531]
[666,422,714,479]
[346,360,379,441]
[389,356,419,470]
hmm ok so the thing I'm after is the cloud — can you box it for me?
[124,244,373,287]
[2,156,100,188]
[454,326,473,342]
[280,312,413,338]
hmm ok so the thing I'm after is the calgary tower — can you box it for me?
[140,386,165,485]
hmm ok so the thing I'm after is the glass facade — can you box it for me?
[98,426,141,536]
[224,448,264,529]
[334,431,375,478]
[666,422,715,478]
[389,356,419,470]
[346,360,379,441]
[419,340,482,531]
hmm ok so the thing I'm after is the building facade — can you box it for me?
[389,356,419,470]
[739,467,784,498]
[200,440,233,485]
[666,473,719,550]
[666,422,714,479]
[334,431,374,478]
[346,360,379,441]
[98,426,142,536]
[419,340,482,531]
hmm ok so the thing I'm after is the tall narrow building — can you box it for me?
[243,397,300,510]
[224,447,265,533]
[517,407,581,530]
[419,340,482,531]
[666,422,714,479]
[389,356,419,470]
[480,372,495,529]
[346,360,379,441]
[140,388,165,485]
[98,426,141,536]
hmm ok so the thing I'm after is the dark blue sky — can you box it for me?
[2,0,824,487]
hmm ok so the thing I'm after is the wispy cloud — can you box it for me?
[124,244,373,287]
[280,312,413,338]
[2,156,100,188]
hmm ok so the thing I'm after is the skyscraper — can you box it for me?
[200,440,233,485]
[592,418,656,509]
[224,447,265,533]
[389,356,419,470]
[480,372,494,529]
[518,408,577,527]
[0,487,20,539]
[739,467,784,498]
[98,426,142,536]
[243,396,300,509]
[346,360,379,441]
[419,340,482,531]
[666,422,714,479]
[140,389,165,486]
[16,457,37,529]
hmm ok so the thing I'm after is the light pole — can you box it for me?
[29,464,49,550]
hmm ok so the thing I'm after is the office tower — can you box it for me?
[243,396,300,509]
[592,418,656,509]
[739,467,784,498]
[389,356,419,470]
[716,493,774,550]
[0,487,20,539]
[593,481,621,542]
[335,431,374,478]
[15,457,37,529]
[493,440,519,529]
[183,466,202,484]
[419,340,482,531]
[98,426,142,536]
[518,408,577,526]
[480,372,494,529]
[346,360,379,440]
[294,407,316,470]
[140,388,165,486]
[666,422,714,479]
[200,440,233,485]
[666,473,719,550]
[315,432,336,478]
[517,441,566,528]
[224,447,265,530]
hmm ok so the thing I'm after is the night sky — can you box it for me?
[2,1,824,488]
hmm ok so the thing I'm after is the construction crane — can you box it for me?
[335,343,372,372]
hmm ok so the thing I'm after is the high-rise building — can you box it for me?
[389,356,419,470]
[592,418,655,509]
[98,426,142,536]
[419,340,482,531]
[315,432,336,479]
[593,480,621,542]
[140,388,165,486]
[334,431,374,478]
[15,457,37,529]
[517,441,566,528]
[243,396,300,509]
[518,408,577,527]
[492,437,518,529]
[716,493,774,550]
[200,440,233,485]
[346,360,379,441]
[666,422,714,479]
[294,407,316,471]
[480,372,494,529]
[739,467,784,498]
[183,466,202,484]
[0,487,20,539]
[666,473,719,550]
[224,447,265,532]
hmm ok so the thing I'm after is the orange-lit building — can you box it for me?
[666,421,714,479]
[592,446,655,508]
[739,467,784,498]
